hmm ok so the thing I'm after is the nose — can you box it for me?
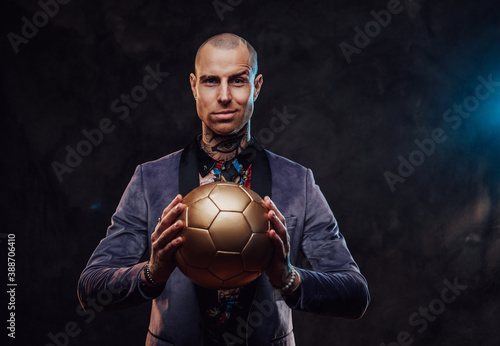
[217,82,232,104]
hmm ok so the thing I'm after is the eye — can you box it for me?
[231,78,246,85]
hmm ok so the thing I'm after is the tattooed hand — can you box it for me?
[143,195,185,285]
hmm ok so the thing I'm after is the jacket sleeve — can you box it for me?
[286,169,370,319]
[77,165,153,311]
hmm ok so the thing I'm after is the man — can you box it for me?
[78,33,369,345]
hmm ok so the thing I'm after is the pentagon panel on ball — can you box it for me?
[174,181,273,289]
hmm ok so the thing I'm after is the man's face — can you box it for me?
[190,43,263,136]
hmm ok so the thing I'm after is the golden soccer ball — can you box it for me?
[174,181,273,289]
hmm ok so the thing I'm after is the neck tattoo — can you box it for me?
[201,128,250,162]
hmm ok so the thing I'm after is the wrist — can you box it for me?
[143,261,167,287]
[270,267,301,295]
[281,268,301,295]
[282,269,301,296]
[138,267,165,299]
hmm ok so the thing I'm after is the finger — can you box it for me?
[268,209,289,241]
[153,219,184,251]
[160,202,185,229]
[157,236,184,261]
[161,194,183,219]
[153,195,183,237]
[268,229,286,260]
[270,223,290,256]
[268,210,285,233]
[264,197,285,225]
[149,236,184,281]
[153,201,185,240]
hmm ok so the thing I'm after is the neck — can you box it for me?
[200,125,251,162]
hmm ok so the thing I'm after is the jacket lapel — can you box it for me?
[248,142,272,199]
[178,140,200,197]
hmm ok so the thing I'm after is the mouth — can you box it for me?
[212,110,237,120]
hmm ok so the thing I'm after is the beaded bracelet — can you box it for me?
[138,271,164,298]
[280,268,297,292]
[144,261,165,287]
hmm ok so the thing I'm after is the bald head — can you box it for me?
[195,33,258,77]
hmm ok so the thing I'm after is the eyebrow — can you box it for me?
[199,71,249,82]
[229,71,249,79]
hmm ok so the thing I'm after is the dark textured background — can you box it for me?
[1,0,500,345]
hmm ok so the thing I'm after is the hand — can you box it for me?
[144,195,185,285]
[263,196,299,291]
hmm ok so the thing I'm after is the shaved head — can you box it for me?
[189,32,264,140]
[195,33,258,77]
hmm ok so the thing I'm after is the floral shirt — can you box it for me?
[196,139,258,345]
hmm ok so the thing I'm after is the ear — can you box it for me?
[190,73,197,100]
[253,74,263,101]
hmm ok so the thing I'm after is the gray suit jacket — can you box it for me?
[78,143,369,345]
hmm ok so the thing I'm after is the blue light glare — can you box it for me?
[476,95,500,130]
[90,202,103,210]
